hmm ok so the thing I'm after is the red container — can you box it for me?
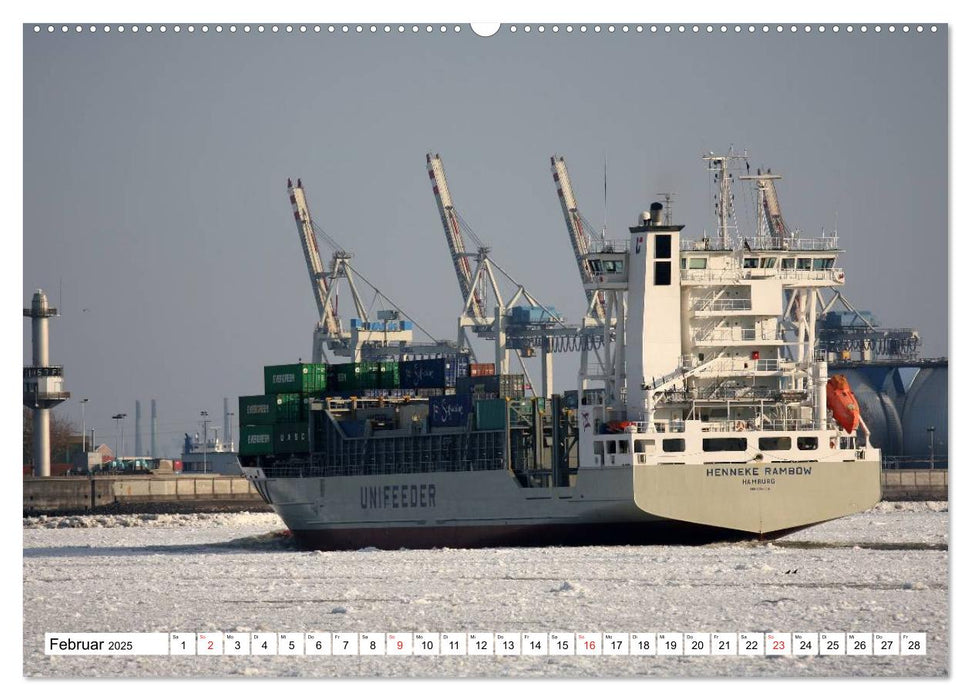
[470,363,496,377]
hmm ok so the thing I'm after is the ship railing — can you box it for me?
[681,269,741,283]
[590,238,630,253]
[704,357,784,372]
[775,268,844,283]
[680,238,735,251]
[693,297,752,312]
[695,328,776,343]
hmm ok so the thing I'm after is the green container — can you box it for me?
[239,425,274,456]
[238,395,276,426]
[274,393,304,422]
[264,363,328,394]
[379,361,400,389]
[475,398,508,431]
[355,362,381,390]
[274,422,310,454]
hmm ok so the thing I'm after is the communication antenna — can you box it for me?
[601,153,608,243]
[656,192,676,226]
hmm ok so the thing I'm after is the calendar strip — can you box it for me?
[44,632,927,656]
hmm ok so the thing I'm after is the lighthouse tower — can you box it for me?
[24,289,70,477]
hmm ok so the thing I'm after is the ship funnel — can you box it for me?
[650,202,664,227]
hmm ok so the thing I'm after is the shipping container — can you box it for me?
[264,363,328,394]
[475,398,507,430]
[238,394,276,425]
[400,357,469,389]
[429,394,474,428]
[275,393,304,422]
[469,362,496,377]
[239,425,274,456]
[379,361,401,389]
[273,423,310,454]
[456,373,525,399]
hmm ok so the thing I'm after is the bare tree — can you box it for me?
[23,407,80,467]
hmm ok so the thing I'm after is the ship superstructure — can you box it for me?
[237,152,881,549]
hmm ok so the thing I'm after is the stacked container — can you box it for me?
[456,373,525,399]
[399,356,469,390]
[240,362,327,456]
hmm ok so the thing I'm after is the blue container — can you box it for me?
[429,394,473,428]
[400,357,469,389]
[350,318,364,330]
[401,321,414,331]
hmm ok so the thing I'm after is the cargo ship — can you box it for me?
[237,153,881,549]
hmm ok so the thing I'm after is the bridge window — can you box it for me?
[606,440,617,454]
[743,258,758,269]
[603,260,625,274]
[655,234,672,259]
[662,438,685,452]
[760,257,777,268]
[594,442,604,457]
[654,261,671,285]
[813,258,835,270]
[618,440,630,454]
[688,258,707,269]
[759,436,791,450]
[781,258,795,269]
[703,437,747,451]
[797,258,812,270]
[797,436,818,450]
[635,439,656,453]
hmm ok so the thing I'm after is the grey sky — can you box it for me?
[22,25,947,457]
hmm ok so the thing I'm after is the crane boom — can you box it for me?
[426,153,487,320]
[288,178,340,336]
[551,155,605,321]
[759,173,791,242]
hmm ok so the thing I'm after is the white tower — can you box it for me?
[23,289,70,477]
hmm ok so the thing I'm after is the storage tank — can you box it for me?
[901,367,948,459]
[840,367,903,454]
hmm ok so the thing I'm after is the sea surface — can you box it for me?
[23,502,948,678]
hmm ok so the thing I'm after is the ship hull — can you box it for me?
[241,459,877,550]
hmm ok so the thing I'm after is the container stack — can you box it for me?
[238,363,324,456]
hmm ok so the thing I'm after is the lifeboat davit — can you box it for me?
[827,375,861,434]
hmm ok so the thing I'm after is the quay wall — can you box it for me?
[24,474,264,515]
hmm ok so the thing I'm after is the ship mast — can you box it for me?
[703,148,747,248]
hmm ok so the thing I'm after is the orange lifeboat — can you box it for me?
[827,375,861,434]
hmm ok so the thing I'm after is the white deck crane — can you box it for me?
[551,155,606,324]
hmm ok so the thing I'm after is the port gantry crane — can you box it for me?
[288,178,460,363]
[549,155,622,399]
[426,153,595,398]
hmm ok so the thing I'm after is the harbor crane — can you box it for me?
[288,178,460,363]
[426,153,595,398]
[551,155,606,324]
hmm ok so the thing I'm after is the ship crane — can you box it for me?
[288,178,460,363]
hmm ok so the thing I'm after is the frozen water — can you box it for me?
[22,504,948,678]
